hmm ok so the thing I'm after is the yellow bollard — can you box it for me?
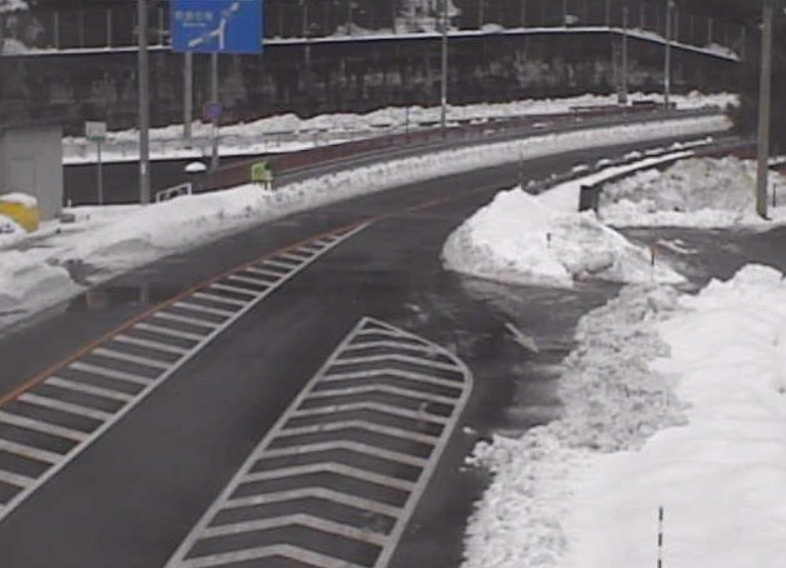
[0,193,40,233]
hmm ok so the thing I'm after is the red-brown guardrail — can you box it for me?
[198,104,718,193]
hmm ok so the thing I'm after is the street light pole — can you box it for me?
[664,0,673,109]
[137,0,150,204]
[440,0,448,131]
[756,0,774,219]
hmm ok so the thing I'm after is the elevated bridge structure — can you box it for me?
[0,1,743,133]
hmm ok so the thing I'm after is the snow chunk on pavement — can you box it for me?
[599,156,786,227]
[442,188,685,287]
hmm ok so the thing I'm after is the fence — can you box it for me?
[19,0,743,56]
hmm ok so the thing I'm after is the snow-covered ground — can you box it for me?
[448,137,786,566]
[62,91,736,165]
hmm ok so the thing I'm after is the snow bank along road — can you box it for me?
[0,139,729,565]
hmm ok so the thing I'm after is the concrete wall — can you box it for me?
[0,126,63,220]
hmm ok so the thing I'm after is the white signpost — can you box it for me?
[85,121,108,205]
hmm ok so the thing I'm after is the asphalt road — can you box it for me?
[2,136,783,568]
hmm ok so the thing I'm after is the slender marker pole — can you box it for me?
[657,506,665,568]
[138,0,151,204]
[97,140,104,205]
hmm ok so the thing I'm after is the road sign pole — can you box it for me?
[210,51,220,171]
[184,51,193,146]
[138,0,151,204]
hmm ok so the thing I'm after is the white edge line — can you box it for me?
[372,345,473,568]
[0,223,369,525]
[162,313,373,567]
[164,310,469,568]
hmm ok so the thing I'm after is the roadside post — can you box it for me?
[170,0,265,171]
[85,121,107,205]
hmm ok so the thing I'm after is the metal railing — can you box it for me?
[196,105,724,194]
[155,181,192,203]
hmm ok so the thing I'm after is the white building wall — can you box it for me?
[0,125,63,219]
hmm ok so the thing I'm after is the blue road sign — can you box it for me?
[171,0,263,54]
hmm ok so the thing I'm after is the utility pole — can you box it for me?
[664,0,674,109]
[440,0,449,131]
[137,0,150,204]
[756,0,774,219]
[620,6,629,104]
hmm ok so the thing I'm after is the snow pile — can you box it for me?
[463,285,686,568]
[562,264,786,568]
[0,251,75,314]
[61,186,276,269]
[0,0,28,14]
[442,188,684,287]
[463,265,786,568]
[599,156,786,227]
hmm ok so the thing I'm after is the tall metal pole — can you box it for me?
[184,51,193,145]
[620,6,629,104]
[440,0,448,131]
[664,0,673,109]
[210,52,220,171]
[138,0,151,204]
[756,0,774,219]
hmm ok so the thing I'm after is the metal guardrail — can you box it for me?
[576,136,750,212]
[155,182,193,203]
[196,105,724,194]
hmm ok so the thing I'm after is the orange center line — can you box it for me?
[0,175,491,407]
